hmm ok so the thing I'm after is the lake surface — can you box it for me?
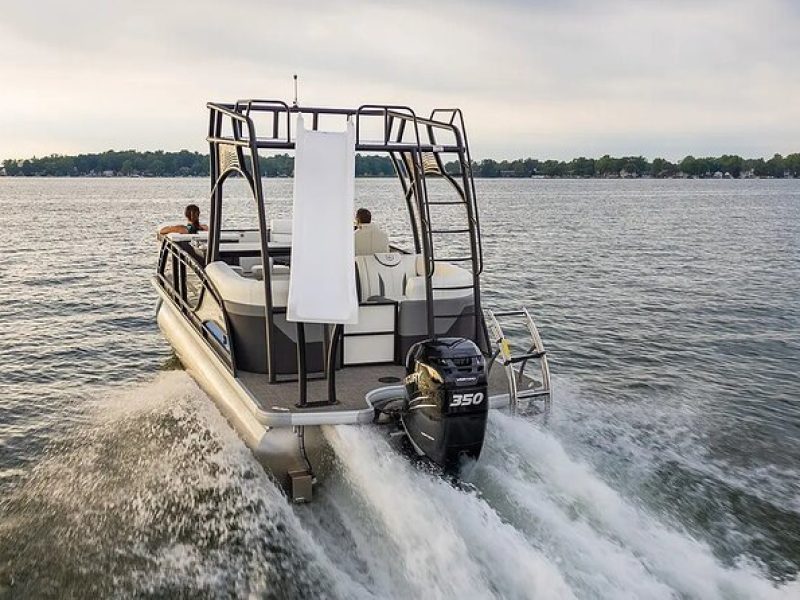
[1,177,798,599]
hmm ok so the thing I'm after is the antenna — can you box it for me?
[293,74,298,107]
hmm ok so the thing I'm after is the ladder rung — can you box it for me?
[430,228,471,234]
[426,201,464,205]
[433,312,478,319]
[507,350,546,364]
[491,310,526,317]
[517,389,550,399]
[432,285,475,291]
[434,256,473,262]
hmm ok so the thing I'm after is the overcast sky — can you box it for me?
[1,0,798,161]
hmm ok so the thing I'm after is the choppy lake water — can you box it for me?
[1,177,798,598]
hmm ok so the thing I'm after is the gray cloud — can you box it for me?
[1,0,798,160]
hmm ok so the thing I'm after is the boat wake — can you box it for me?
[315,412,797,600]
[0,373,368,598]
[2,372,797,598]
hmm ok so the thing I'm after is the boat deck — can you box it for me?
[238,362,535,415]
[239,364,407,413]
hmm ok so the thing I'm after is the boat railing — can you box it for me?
[202,98,485,394]
[156,236,237,375]
[206,100,468,153]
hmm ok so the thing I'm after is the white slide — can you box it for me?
[287,115,358,325]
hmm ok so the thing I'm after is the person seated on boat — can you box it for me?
[354,208,389,255]
[159,204,209,235]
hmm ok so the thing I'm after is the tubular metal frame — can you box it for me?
[156,237,237,374]
[204,99,484,405]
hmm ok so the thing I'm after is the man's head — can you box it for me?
[185,204,201,224]
[355,208,372,225]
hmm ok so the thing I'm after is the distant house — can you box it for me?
[713,171,724,178]
[102,170,115,177]
[0,167,6,176]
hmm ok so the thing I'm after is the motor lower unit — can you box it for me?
[402,338,489,469]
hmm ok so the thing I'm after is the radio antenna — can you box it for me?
[292,74,299,107]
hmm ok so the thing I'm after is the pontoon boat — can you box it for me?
[153,100,551,501]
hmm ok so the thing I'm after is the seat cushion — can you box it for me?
[269,218,293,244]
[404,260,474,300]
[206,261,289,308]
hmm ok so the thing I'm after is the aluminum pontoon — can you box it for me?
[154,100,551,501]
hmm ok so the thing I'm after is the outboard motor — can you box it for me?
[402,338,488,469]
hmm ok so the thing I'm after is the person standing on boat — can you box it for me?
[159,204,209,235]
[354,207,389,255]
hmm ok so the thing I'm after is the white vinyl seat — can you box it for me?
[350,252,475,363]
[354,223,390,255]
[354,252,474,302]
[251,262,290,281]
[355,252,417,301]
[270,219,293,245]
[238,256,261,274]
[404,259,474,300]
[206,261,289,307]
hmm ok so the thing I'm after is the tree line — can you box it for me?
[0,150,394,178]
[465,154,800,178]
[2,150,799,178]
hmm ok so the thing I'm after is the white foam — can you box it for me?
[323,424,576,600]
[481,410,795,599]
[14,372,373,598]
[45,371,796,599]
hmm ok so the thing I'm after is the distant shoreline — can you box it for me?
[2,150,799,179]
[2,174,797,181]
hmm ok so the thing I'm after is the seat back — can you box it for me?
[270,218,293,245]
[354,223,390,255]
[404,260,474,300]
[355,252,417,301]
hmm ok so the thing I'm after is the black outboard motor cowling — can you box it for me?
[402,338,488,469]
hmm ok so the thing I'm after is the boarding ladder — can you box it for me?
[485,308,552,415]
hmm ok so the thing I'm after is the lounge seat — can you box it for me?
[354,252,476,357]
[206,261,289,307]
[205,261,324,374]
[206,254,476,372]
[354,252,473,302]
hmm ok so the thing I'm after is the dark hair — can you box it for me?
[356,208,372,224]
[185,204,201,227]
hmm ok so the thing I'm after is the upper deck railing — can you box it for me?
[206,100,469,153]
